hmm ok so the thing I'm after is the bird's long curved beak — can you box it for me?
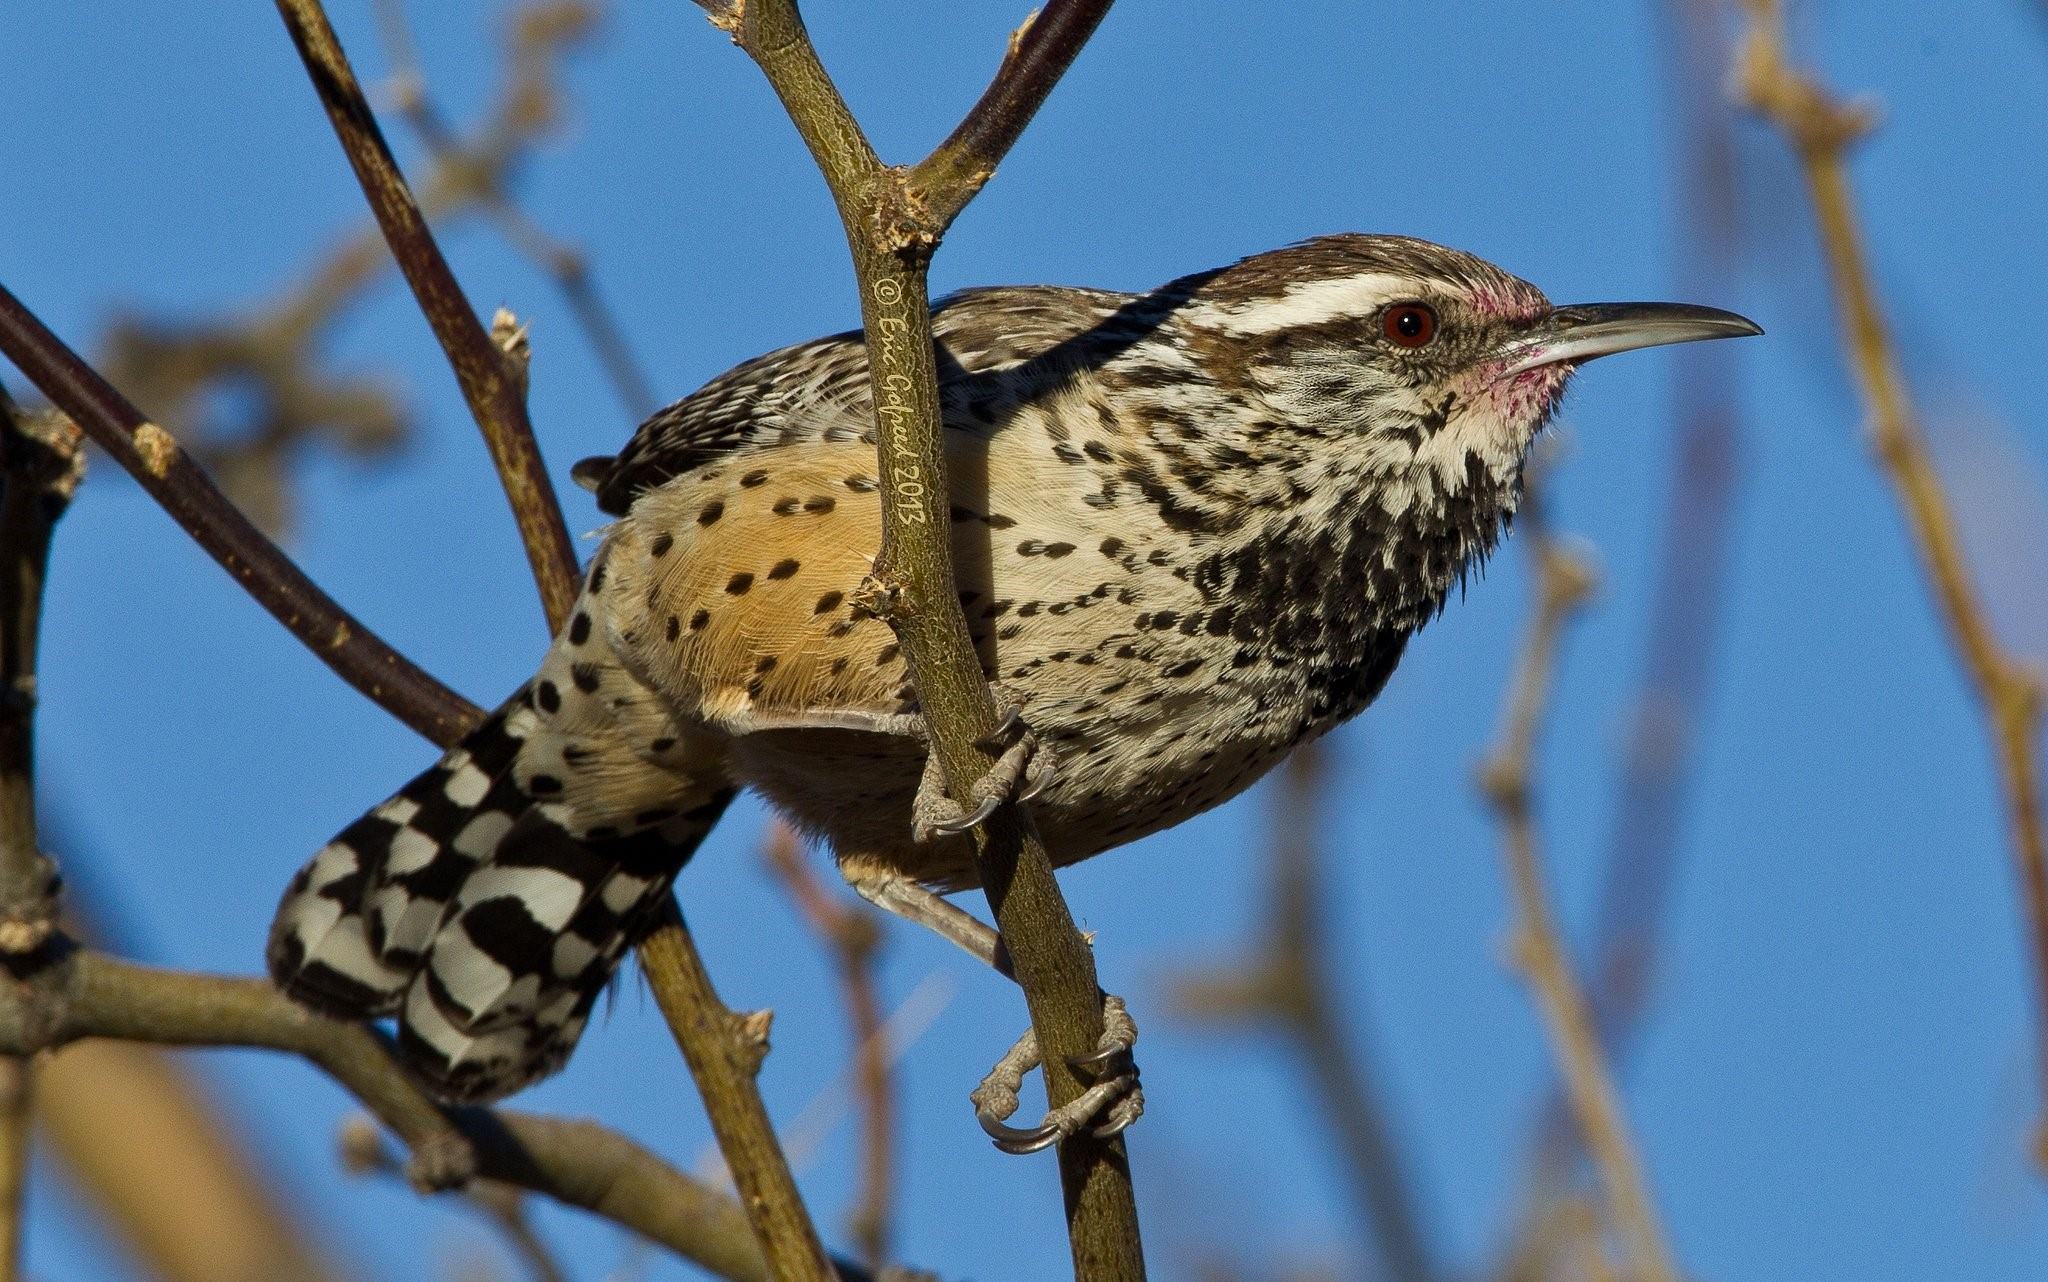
[1499,301,1762,376]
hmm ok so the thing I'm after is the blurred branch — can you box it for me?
[274,0,581,630]
[1475,490,1680,1282]
[0,282,483,743]
[1501,1,1748,1272]
[702,3,1144,1273]
[1736,0,2048,1157]
[373,0,659,421]
[1589,0,1746,1088]
[762,822,898,1269]
[38,1036,352,1282]
[105,0,605,539]
[0,382,85,1282]
[341,1116,565,1282]
[1168,743,1437,1282]
[0,1062,23,1282]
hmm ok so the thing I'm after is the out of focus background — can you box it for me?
[4,2,2047,1279]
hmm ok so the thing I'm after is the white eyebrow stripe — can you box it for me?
[1186,272,1418,335]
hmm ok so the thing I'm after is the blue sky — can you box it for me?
[5,2,2048,1279]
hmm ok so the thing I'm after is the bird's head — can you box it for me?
[1181,235,1760,514]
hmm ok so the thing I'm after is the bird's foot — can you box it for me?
[910,707,1052,841]
[968,993,1142,1155]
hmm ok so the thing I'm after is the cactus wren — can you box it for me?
[268,234,1758,1126]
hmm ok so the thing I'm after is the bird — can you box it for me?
[267,233,1758,1145]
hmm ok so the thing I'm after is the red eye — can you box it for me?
[1383,302,1438,348]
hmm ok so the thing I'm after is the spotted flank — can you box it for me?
[270,599,732,1100]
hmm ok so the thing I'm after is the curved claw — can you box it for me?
[1066,1044,1132,1078]
[1093,1097,1143,1141]
[975,706,1028,753]
[1017,770,1051,805]
[932,794,1000,836]
[977,1105,1062,1155]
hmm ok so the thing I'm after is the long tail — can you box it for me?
[269,673,730,1102]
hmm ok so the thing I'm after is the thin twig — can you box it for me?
[1475,495,1679,1282]
[102,0,598,540]
[705,3,1144,1274]
[636,897,837,1282]
[273,0,581,629]
[1736,0,2048,1158]
[1168,743,1437,1282]
[0,284,482,743]
[762,821,897,1268]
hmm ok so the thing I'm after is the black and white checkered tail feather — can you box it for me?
[269,654,731,1101]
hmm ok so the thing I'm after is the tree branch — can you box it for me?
[1475,493,1680,1282]
[273,0,582,630]
[0,943,905,1282]
[0,284,483,744]
[707,3,1144,1275]
[1736,0,2048,1159]
[340,1115,567,1282]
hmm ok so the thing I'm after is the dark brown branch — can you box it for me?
[914,1,1115,229]
[273,0,582,630]
[0,385,77,948]
[1167,744,1438,1282]
[710,2,1144,1275]
[0,284,482,744]
[0,383,81,1282]
[266,20,823,1246]
[763,822,897,1267]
